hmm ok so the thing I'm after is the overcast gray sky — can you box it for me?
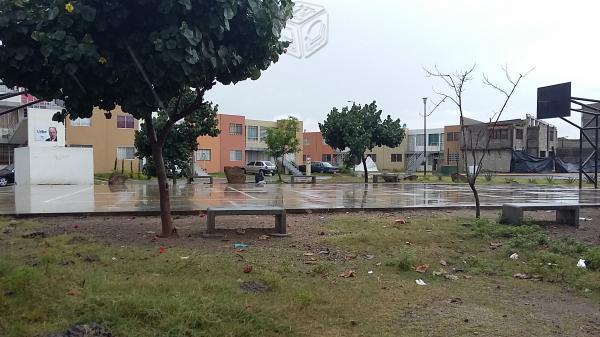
[206,0,600,138]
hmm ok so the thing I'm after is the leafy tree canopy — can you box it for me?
[0,0,293,120]
[134,88,220,177]
[319,101,406,160]
[265,116,300,181]
[265,116,300,160]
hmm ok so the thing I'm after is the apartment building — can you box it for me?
[65,106,140,173]
[406,128,445,172]
[196,114,303,173]
[303,131,335,163]
[459,115,557,172]
[366,140,408,171]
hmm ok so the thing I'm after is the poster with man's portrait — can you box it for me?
[33,127,58,142]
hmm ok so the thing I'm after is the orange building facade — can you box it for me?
[195,114,304,174]
[302,131,335,163]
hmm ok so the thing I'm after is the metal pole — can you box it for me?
[579,128,583,189]
[422,97,427,176]
[594,115,598,188]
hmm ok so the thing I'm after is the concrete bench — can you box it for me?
[204,206,287,236]
[372,173,400,183]
[290,175,316,184]
[196,176,213,184]
[501,203,580,226]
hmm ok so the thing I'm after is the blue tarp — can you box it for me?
[510,150,554,173]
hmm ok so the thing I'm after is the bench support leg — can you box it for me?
[271,212,289,237]
[502,206,523,225]
[202,213,224,237]
[557,208,579,227]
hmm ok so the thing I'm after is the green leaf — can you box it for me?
[224,6,235,20]
[178,0,192,10]
[52,30,67,41]
[80,6,97,22]
[48,7,59,20]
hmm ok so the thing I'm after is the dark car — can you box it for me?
[0,164,15,187]
[299,161,338,174]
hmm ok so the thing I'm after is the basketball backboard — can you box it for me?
[537,82,571,119]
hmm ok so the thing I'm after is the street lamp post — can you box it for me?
[422,97,427,176]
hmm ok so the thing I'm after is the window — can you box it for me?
[322,154,332,162]
[230,150,242,161]
[71,118,91,127]
[428,134,440,146]
[260,127,269,141]
[415,134,424,146]
[247,126,258,140]
[549,128,554,141]
[304,138,310,145]
[490,129,508,140]
[391,154,402,162]
[447,153,459,162]
[196,149,211,161]
[516,129,523,140]
[116,147,136,160]
[229,123,243,135]
[117,115,135,129]
[368,154,376,162]
[540,151,546,157]
[447,132,460,141]
[303,155,307,162]
[408,135,417,148]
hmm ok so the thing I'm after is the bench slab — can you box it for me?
[502,203,580,226]
[291,175,317,184]
[204,206,287,236]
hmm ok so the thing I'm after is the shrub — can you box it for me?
[482,170,495,182]
[545,176,555,184]
[566,177,576,184]
[528,178,538,184]
[584,246,600,271]
[385,250,417,272]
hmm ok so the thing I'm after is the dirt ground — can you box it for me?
[31,208,600,250]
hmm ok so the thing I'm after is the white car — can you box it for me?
[243,161,276,175]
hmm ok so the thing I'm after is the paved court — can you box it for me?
[1,182,600,216]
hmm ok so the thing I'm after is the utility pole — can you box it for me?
[422,97,427,176]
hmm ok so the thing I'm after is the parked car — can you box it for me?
[243,161,276,175]
[0,164,15,187]
[299,161,338,174]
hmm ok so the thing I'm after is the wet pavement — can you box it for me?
[1,181,600,216]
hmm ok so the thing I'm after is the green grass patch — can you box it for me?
[1,215,598,337]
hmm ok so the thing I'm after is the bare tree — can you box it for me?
[425,65,532,218]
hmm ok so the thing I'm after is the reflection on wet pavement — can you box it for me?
[1,182,600,215]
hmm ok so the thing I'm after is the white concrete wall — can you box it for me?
[15,147,94,185]
[27,107,65,147]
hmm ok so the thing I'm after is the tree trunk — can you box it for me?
[150,138,175,237]
[172,172,177,186]
[362,155,368,183]
[277,158,283,182]
[469,181,481,218]
[143,117,175,236]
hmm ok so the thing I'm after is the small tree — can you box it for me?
[425,65,531,218]
[319,101,406,183]
[0,0,293,236]
[135,89,220,185]
[265,117,301,182]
